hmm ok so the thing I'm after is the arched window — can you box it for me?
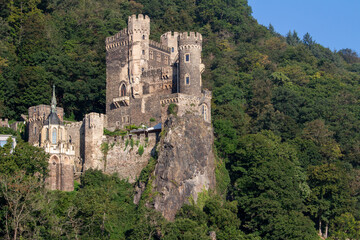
[52,128,57,144]
[185,74,190,85]
[120,84,126,96]
[34,126,37,135]
[202,104,208,121]
[142,35,145,40]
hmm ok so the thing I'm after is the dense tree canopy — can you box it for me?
[0,0,359,239]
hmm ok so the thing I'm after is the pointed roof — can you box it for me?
[44,85,62,125]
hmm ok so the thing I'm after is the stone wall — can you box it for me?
[83,113,107,170]
[103,132,158,183]
[65,121,84,171]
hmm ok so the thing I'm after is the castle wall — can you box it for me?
[104,132,158,183]
[65,121,84,170]
[83,113,107,170]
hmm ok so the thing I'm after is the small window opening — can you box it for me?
[186,76,190,85]
[142,50,145,55]
[120,84,126,96]
[171,47,174,52]
[142,35,145,40]
[185,53,190,62]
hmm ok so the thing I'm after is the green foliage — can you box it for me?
[103,128,127,137]
[0,126,17,135]
[138,144,144,156]
[167,103,178,116]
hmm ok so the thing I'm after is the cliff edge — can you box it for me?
[151,114,216,220]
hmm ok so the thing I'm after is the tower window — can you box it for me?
[171,47,174,52]
[120,84,126,96]
[185,74,190,85]
[142,35,146,40]
[52,128,57,144]
[185,53,190,62]
[150,50,153,59]
[142,50,145,55]
[34,127,37,135]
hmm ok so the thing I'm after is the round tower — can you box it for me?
[178,32,202,96]
[128,14,150,98]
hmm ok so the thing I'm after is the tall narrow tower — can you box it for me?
[128,14,150,98]
[178,32,202,96]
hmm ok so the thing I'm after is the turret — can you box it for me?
[160,32,179,64]
[178,32,202,96]
[128,14,150,98]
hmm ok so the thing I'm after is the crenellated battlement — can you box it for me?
[179,32,202,41]
[149,40,171,53]
[128,14,150,24]
[160,31,179,41]
[65,121,83,129]
[85,112,107,129]
[128,14,150,35]
[105,29,129,51]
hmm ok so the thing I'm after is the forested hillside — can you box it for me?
[1,0,360,239]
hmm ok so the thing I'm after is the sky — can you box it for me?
[247,0,360,54]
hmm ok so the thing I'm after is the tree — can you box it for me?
[230,131,316,239]
[0,171,45,240]
[306,163,355,238]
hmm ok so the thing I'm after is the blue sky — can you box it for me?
[247,0,360,54]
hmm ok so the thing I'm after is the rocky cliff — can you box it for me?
[149,114,216,220]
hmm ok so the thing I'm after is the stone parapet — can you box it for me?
[149,40,171,53]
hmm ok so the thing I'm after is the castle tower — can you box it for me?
[178,32,202,96]
[128,14,150,98]
[160,32,179,64]
[84,113,107,170]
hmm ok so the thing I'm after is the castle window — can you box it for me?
[142,50,145,55]
[150,50,153,59]
[185,74,190,85]
[185,53,190,63]
[202,104,208,121]
[46,128,49,140]
[171,47,174,52]
[157,53,161,62]
[120,84,126,96]
[142,35,146,40]
[142,68,144,72]
[34,127,37,135]
[52,128,57,144]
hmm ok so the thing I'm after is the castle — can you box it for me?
[26,14,212,191]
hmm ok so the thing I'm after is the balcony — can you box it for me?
[113,96,130,108]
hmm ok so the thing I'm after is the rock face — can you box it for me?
[152,115,216,220]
